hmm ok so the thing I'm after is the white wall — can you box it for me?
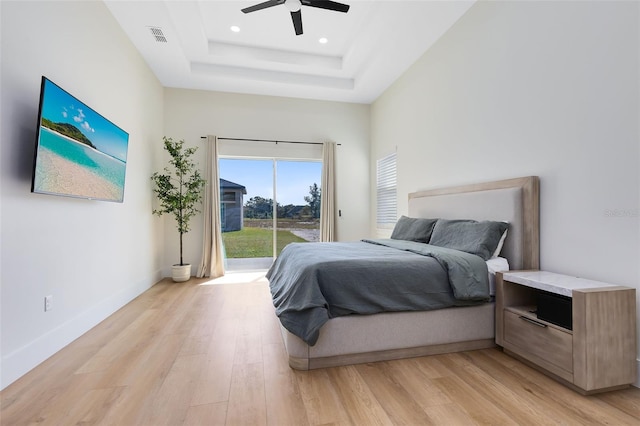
[371,1,640,385]
[0,1,164,389]
[162,89,371,275]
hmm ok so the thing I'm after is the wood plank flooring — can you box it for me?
[1,273,639,425]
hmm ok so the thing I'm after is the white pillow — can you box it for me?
[491,227,509,259]
[486,257,509,296]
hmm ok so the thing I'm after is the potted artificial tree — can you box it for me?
[151,137,206,282]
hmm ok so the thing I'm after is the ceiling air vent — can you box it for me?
[149,27,167,43]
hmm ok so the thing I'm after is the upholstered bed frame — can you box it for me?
[280,176,540,370]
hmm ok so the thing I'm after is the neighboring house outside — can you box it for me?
[220,178,246,232]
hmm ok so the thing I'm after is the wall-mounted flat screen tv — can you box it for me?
[31,77,129,202]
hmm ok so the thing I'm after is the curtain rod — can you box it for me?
[200,136,340,146]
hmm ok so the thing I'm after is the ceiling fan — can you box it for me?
[241,0,350,36]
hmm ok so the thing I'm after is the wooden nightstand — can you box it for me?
[496,270,637,394]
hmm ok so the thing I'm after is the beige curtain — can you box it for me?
[320,141,336,242]
[197,135,225,278]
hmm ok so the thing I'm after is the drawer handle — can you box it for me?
[519,316,548,328]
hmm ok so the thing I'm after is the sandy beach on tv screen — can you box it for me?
[35,148,123,201]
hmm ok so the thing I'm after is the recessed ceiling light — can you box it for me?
[319,37,328,44]
[230,25,240,33]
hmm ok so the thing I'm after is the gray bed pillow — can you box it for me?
[390,216,438,243]
[429,219,510,261]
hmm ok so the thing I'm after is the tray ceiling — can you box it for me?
[105,0,475,104]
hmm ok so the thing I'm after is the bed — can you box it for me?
[269,176,540,370]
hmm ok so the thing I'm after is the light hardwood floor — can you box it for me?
[1,273,639,425]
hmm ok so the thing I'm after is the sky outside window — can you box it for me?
[219,158,321,205]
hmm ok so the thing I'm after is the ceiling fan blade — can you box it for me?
[302,0,350,13]
[291,9,303,35]
[241,0,284,14]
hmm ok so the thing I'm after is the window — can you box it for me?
[376,152,397,228]
[222,191,236,203]
[217,140,324,271]
[218,157,322,271]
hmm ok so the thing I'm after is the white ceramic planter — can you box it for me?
[172,264,191,282]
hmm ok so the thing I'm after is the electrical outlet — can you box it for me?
[44,295,53,312]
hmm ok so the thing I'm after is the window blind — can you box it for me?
[376,152,397,227]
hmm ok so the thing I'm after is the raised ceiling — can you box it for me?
[105,0,475,104]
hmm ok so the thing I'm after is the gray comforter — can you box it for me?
[266,239,490,345]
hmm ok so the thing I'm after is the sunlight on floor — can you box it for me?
[198,270,268,285]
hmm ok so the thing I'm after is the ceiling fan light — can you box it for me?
[230,25,240,33]
[285,0,301,12]
[319,37,328,44]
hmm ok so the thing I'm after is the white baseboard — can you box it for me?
[0,271,161,390]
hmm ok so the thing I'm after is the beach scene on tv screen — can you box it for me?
[33,79,129,202]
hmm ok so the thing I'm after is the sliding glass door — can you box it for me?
[219,158,273,270]
[219,157,321,271]
[276,160,322,248]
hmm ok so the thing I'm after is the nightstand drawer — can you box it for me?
[504,310,573,372]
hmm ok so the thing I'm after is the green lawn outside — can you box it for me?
[244,218,319,230]
[222,227,306,258]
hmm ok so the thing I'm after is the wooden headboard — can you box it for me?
[408,176,539,270]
